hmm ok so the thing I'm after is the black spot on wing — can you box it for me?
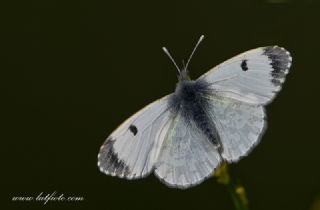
[98,138,131,176]
[129,124,138,136]
[241,59,248,71]
[263,46,292,86]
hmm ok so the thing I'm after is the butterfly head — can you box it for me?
[178,68,191,81]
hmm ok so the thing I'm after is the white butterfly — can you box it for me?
[97,35,292,189]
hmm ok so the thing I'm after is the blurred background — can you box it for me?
[2,0,320,210]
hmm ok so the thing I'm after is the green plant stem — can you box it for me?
[226,180,248,210]
[214,162,248,210]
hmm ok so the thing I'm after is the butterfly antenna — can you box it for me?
[185,35,205,70]
[162,47,180,73]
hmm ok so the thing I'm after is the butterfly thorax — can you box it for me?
[169,79,221,149]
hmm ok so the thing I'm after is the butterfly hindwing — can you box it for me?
[200,46,292,105]
[98,95,173,179]
[154,112,221,188]
[206,95,266,162]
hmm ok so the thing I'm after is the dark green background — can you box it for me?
[2,0,320,210]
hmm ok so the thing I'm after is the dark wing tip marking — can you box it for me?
[241,59,248,71]
[263,46,292,86]
[98,139,131,177]
[129,124,138,136]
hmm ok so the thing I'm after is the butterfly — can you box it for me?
[97,35,292,189]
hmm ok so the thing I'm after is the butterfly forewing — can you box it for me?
[98,95,173,179]
[200,46,292,105]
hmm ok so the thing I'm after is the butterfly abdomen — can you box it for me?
[169,79,221,147]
